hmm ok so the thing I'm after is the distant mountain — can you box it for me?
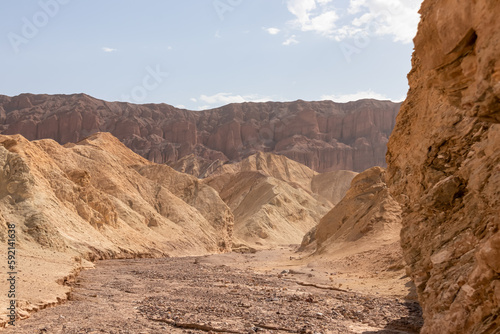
[0,93,400,173]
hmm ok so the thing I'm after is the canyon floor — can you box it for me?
[4,246,422,334]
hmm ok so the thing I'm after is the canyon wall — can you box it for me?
[386,0,500,333]
[0,94,399,173]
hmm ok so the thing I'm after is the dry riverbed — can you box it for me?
[3,247,422,334]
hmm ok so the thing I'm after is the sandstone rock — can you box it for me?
[298,167,410,299]
[311,170,358,206]
[207,151,357,206]
[303,167,402,256]
[0,94,400,173]
[0,132,233,324]
[386,1,500,332]
[169,154,225,178]
[203,152,357,247]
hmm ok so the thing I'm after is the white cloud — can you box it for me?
[321,89,398,102]
[190,98,198,103]
[199,93,271,106]
[342,0,422,43]
[175,104,187,109]
[265,27,281,35]
[285,0,422,43]
[102,47,117,53]
[348,0,366,14]
[283,35,299,46]
[286,0,339,37]
[198,105,211,110]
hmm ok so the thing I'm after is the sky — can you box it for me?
[0,0,423,110]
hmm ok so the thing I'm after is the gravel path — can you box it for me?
[4,254,422,334]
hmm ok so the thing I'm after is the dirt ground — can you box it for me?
[2,247,422,334]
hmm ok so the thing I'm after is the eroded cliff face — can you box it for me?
[0,94,399,173]
[387,1,500,333]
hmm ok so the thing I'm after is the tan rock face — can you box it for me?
[298,167,408,298]
[386,1,500,333]
[0,132,233,256]
[0,132,233,323]
[203,152,357,247]
[0,94,399,173]
[304,167,402,255]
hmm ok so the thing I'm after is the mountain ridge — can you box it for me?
[0,93,400,173]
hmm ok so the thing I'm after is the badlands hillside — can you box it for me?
[3,0,500,331]
[0,132,233,322]
[0,132,361,326]
[387,0,500,332]
[298,167,409,298]
[0,94,399,173]
[203,151,357,248]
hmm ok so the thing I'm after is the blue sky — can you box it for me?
[0,0,423,110]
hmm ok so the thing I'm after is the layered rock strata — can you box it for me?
[0,94,399,173]
[387,0,500,332]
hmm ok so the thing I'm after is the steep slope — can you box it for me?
[0,94,399,173]
[169,154,225,178]
[206,171,329,248]
[203,152,356,247]
[301,167,402,263]
[0,132,232,325]
[314,167,401,253]
[297,167,411,300]
[207,151,357,206]
[386,0,500,333]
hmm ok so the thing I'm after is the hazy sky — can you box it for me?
[1,0,423,110]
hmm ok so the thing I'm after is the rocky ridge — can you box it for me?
[387,0,500,332]
[0,94,400,173]
[203,152,357,247]
[0,132,233,324]
[299,167,404,277]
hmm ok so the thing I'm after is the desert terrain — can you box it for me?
[0,131,418,332]
[3,247,422,334]
[1,0,500,332]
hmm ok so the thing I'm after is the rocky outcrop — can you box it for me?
[205,171,330,247]
[297,167,410,302]
[301,167,401,256]
[0,94,400,173]
[386,0,500,333]
[0,132,233,324]
[203,152,357,247]
[206,151,357,206]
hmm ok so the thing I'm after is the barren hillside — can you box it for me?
[204,152,357,247]
[0,132,233,325]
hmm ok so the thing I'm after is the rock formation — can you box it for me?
[300,167,402,262]
[297,167,413,302]
[0,94,400,173]
[207,151,357,206]
[386,0,500,332]
[203,152,357,247]
[0,132,233,323]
